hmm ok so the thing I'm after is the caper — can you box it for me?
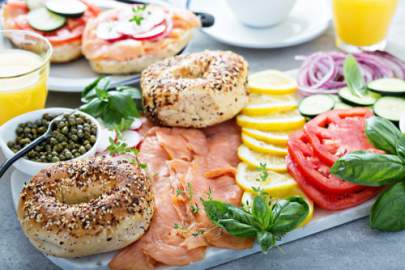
[78,146,86,154]
[51,157,60,162]
[61,126,69,134]
[84,144,92,150]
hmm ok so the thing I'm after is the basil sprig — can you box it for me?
[80,77,142,129]
[343,55,368,97]
[330,116,405,231]
[202,193,309,252]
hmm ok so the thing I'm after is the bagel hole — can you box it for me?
[173,61,211,79]
[58,180,116,205]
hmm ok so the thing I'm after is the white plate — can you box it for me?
[10,171,375,270]
[47,0,131,92]
[45,0,182,92]
[189,0,331,49]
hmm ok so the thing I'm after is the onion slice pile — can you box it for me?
[296,51,405,96]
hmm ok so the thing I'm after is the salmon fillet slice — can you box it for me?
[109,121,252,270]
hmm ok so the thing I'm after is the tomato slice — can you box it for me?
[288,131,364,194]
[304,108,376,167]
[287,156,380,211]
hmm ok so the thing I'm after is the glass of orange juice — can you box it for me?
[332,0,398,52]
[0,30,52,125]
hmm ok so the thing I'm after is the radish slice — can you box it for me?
[96,22,123,41]
[130,118,143,130]
[97,128,116,152]
[121,130,142,148]
[132,23,166,41]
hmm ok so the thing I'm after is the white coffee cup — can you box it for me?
[226,0,297,28]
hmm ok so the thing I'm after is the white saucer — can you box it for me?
[189,0,331,49]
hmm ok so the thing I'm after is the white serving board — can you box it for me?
[8,68,378,270]
[10,167,375,270]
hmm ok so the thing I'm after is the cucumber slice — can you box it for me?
[338,87,380,106]
[334,102,352,110]
[28,8,66,32]
[373,96,405,122]
[368,78,405,95]
[26,0,47,10]
[299,94,335,117]
[46,0,87,18]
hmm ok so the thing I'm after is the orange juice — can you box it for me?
[0,49,49,125]
[332,0,398,47]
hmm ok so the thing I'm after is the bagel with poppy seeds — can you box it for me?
[141,50,249,128]
[17,157,154,258]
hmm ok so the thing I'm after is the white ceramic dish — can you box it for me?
[188,0,331,49]
[225,0,297,28]
[0,108,101,176]
[10,169,375,270]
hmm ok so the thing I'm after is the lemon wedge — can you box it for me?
[242,94,298,116]
[237,111,305,131]
[238,145,287,172]
[242,128,291,146]
[248,70,297,95]
[241,190,314,226]
[236,163,297,196]
[242,133,287,156]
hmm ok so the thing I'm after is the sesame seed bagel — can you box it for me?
[141,50,249,128]
[17,157,154,258]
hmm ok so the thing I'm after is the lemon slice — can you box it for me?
[248,70,297,95]
[242,128,291,146]
[242,133,287,156]
[238,145,287,172]
[236,163,297,196]
[237,111,305,131]
[241,190,314,226]
[243,94,298,116]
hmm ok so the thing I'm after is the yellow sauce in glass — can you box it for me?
[332,0,398,46]
[0,49,49,125]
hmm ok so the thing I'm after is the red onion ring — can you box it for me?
[296,51,405,96]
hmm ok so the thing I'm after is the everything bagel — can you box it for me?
[17,157,154,258]
[141,50,249,128]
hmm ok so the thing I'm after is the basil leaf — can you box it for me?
[79,99,105,117]
[396,137,405,161]
[116,85,142,99]
[252,195,272,230]
[331,150,405,186]
[256,231,275,253]
[366,117,402,154]
[344,55,367,97]
[81,77,110,102]
[217,219,257,237]
[370,182,405,231]
[109,91,140,118]
[202,199,255,227]
[271,196,309,233]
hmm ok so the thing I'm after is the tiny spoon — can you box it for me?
[0,113,66,178]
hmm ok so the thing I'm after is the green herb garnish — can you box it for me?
[330,116,405,231]
[202,192,309,252]
[192,229,205,237]
[130,5,146,26]
[80,77,142,129]
[190,203,199,214]
[343,55,368,97]
[256,162,269,182]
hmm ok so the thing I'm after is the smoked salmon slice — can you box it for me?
[109,120,252,270]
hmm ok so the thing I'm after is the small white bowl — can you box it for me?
[0,108,101,176]
[400,112,405,133]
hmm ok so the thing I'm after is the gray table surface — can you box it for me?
[2,2,405,269]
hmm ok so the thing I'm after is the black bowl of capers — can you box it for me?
[0,108,101,176]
